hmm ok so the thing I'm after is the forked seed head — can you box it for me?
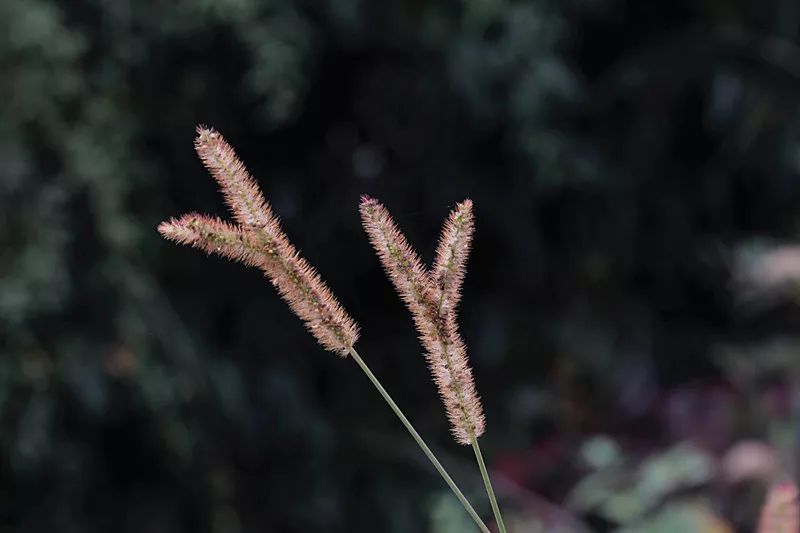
[360,196,485,444]
[159,128,359,356]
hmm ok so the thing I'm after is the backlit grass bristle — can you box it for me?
[360,196,485,444]
[160,127,359,356]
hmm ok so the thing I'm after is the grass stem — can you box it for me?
[349,347,490,533]
[471,435,507,533]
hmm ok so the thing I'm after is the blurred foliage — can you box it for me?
[569,441,715,525]
[3,0,800,531]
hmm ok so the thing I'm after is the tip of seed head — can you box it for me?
[157,219,182,238]
[196,124,214,136]
[360,195,378,206]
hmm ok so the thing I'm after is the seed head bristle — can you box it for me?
[433,200,474,316]
[160,127,359,356]
[255,222,360,356]
[432,314,486,444]
[194,125,273,228]
[758,481,799,533]
[359,196,438,324]
[158,213,264,268]
[359,196,485,444]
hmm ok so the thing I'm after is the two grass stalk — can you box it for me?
[159,127,505,532]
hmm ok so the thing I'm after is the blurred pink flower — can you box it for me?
[721,440,778,484]
[734,244,800,298]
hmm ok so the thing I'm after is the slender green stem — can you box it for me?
[471,435,507,533]
[348,347,490,533]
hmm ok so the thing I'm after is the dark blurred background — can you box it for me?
[4,1,800,531]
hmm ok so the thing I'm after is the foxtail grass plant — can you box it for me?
[160,126,492,532]
[360,197,507,533]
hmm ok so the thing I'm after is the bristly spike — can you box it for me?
[158,213,265,268]
[359,196,485,444]
[253,221,361,356]
[194,125,273,228]
[358,195,438,330]
[159,127,359,356]
[433,199,474,316]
